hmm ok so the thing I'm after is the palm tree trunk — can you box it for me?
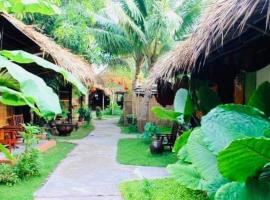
[132,55,144,90]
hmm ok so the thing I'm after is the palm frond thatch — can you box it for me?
[148,0,270,84]
[1,13,95,86]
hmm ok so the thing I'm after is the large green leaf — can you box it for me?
[173,129,192,153]
[204,177,228,199]
[248,81,270,117]
[174,89,194,123]
[1,0,59,15]
[177,145,192,163]
[0,50,87,95]
[215,182,247,200]
[197,86,220,114]
[215,181,270,200]
[218,138,270,182]
[0,55,61,119]
[201,104,270,154]
[187,128,221,181]
[0,144,15,161]
[151,106,181,121]
[167,163,206,190]
[0,86,41,115]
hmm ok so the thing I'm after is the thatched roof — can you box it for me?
[148,0,270,85]
[1,13,95,86]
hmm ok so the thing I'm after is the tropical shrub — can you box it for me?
[103,102,122,116]
[141,123,160,141]
[14,149,42,179]
[84,108,92,124]
[77,107,92,124]
[20,124,40,152]
[0,164,19,186]
[168,104,270,200]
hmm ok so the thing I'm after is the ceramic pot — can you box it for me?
[56,124,74,136]
[150,139,163,154]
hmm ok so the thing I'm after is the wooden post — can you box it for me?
[69,85,72,123]
[102,93,105,111]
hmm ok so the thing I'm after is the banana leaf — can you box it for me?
[0,55,61,120]
[0,86,41,115]
[0,0,59,15]
[0,50,87,95]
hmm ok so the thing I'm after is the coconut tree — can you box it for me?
[92,0,205,88]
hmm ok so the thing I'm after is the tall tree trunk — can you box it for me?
[138,58,155,127]
[132,55,144,90]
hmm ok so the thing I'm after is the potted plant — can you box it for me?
[56,122,74,136]
[77,107,86,122]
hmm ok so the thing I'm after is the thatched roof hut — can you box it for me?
[0,13,95,86]
[148,0,270,85]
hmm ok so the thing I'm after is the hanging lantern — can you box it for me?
[124,85,129,91]
[91,87,96,93]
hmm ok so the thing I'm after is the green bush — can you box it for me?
[141,122,160,141]
[84,108,92,124]
[14,149,42,179]
[103,102,122,116]
[0,164,19,186]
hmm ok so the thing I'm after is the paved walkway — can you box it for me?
[35,118,168,200]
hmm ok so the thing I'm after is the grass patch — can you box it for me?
[53,124,93,140]
[117,138,177,167]
[0,142,75,200]
[120,178,209,200]
[120,125,140,134]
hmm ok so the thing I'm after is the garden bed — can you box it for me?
[117,138,177,167]
[0,142,75,200]
[120,178,209,200]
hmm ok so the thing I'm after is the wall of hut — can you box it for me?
[0,103,14,127]
[123,94,172,132]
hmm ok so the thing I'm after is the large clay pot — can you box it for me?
[56,123,74,136]
[150,139,163,154]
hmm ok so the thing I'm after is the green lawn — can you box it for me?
[53,124,93,140]
[117,138,177,167]
[120,178,209,200]
[0,142,75,200]
[120,125,140,134]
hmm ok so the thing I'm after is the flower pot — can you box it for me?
[150,139,163,154]
[56,123,74,136]
[78,116,84,122]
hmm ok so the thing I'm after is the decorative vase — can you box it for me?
[56,123,74,136]
[150,139,163,154]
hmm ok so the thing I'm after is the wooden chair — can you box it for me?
[156,122,183,150]
[0,127,18,151]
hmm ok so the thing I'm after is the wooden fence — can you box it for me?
[123,94,172,131]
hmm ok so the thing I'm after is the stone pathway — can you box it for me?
[35,118,168,200]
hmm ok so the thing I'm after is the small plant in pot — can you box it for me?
[77,107,86,122]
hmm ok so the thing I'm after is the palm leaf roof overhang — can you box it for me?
[147,0,270,85]
[0,13,96,86]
